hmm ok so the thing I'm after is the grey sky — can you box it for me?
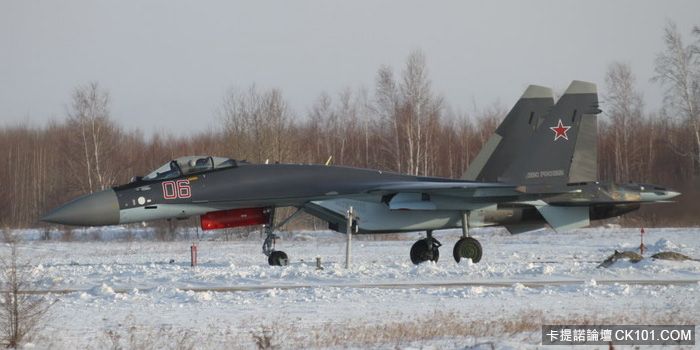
[1,1,699,135]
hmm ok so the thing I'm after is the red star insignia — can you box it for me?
[550,119,571,141]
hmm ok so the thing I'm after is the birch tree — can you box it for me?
[401,51,444,175]
[65,82,120,193]
[605,62,644,182]
[374,65,402,172]
[652,21,700,174]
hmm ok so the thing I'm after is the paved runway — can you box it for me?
[17,278,700,295]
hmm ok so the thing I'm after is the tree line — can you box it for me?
[1,22,698,228]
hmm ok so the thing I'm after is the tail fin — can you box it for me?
[501,80,601,185]
[462,85,554,181]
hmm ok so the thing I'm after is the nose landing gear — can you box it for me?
[263,230,288,266]
[262,207,304,266]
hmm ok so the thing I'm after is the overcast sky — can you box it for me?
[1,1,699,135]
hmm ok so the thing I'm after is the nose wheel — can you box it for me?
[410,230,441,264]
[262,207,305,266]
[268,250,288,266]
[263,231,288,266]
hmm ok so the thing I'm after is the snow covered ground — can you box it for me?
[4,227,700,349]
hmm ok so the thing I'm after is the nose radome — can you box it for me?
[665,191,681,200]
[41,189,120,226]
[640,189,682,202]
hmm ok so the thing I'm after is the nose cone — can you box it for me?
[639,189,681,202]
[664,190,681,200]
[41,189,120,226]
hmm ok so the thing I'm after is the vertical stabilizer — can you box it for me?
[463,85,554,181]
[500,80,600,185]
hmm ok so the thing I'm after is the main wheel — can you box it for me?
[453,237,483,263]
[410,239,440,264]
[268,251,289,266]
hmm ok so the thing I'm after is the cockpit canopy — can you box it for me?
[142,156,237,181]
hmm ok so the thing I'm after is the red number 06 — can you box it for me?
[162,180,191,199]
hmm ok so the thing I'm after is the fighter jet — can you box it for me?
[42,81,679,266]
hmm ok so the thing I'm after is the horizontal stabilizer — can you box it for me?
[536,204,590,232]
[504,223,547,235]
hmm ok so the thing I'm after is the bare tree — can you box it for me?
[0,236,54,348]
[306,92,330,163]
[221,85,292,163]
[65,82,121,193]
[373,51,444,175]
[604,62,644,181]
[652,21,700,174]
[259,88,292,162]
[374,65,402,172]
[399,50,444,175]
[354,87,374,168]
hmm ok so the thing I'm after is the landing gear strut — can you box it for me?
[410,230,441,264]
[262,207,304,266]
[263,229,287,266]
[453,211,483,263]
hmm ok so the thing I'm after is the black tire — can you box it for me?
[410,239,440,265]
[453,237,483,263]
[268,251,289,266]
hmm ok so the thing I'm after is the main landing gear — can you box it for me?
[262,207,304,266]
[410,230,441,264]
[453,212,483,263]
[409,212,483,265]
[453,237,482,263]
